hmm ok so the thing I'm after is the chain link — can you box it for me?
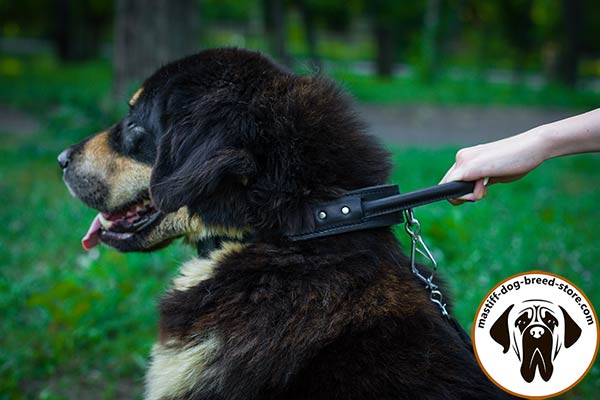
[403,209,448,317]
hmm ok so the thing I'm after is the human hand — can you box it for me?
[440,131,545,205]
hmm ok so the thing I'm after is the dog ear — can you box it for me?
[559,306,582,348]
[150,144,256,214]
[149,89,259,214]
[490,304,514,353]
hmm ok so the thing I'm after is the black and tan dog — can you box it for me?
[59,48,513,399]
[490,300,582,383]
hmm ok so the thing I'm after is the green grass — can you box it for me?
[334,71,600,108]
[1,55,599,399]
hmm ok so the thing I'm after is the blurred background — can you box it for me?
[1,0,599,398]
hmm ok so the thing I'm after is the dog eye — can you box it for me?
[126,121,146,136]
[122,123,147,152]
[127,121,145,132]
[515,312,532,327]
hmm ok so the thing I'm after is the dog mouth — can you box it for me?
[82,196,162,250]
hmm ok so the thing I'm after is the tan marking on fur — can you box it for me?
[210,241,246,263]
[173,258,214,291]
[142,207,204,247]
[129,87,144,106]
[81,131,152,210]
[82,130,112,161]
[193,224,249,242]
[173,241,246,291]
[143,204,249,245]
[179,224,248,252]
[145,336,220,400]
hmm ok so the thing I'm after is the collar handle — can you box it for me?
[287,181,475,242]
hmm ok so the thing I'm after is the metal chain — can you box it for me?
[403,209,449,317]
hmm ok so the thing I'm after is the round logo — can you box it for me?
[472,271,599,398]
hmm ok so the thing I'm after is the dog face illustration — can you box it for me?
[490,300,582,382]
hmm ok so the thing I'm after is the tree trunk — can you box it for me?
[420,0,441,82]
[54,0,71,60]
[373,24,394,78]
[556,0,582,87]
[297,0,320,69]
[113,0,200,99]
[262,0,292,67]
[53,0,103,61]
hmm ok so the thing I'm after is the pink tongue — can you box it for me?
[82,213,102,251]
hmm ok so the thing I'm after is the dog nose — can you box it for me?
[530,326,544,339]
[58,148,72,169]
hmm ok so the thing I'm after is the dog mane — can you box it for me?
[147,48,392,238]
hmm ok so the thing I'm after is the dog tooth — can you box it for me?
[99,214,113,229]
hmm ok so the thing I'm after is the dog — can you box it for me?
[490,300,582,383]
[59,48,515,399]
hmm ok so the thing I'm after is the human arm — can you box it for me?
[440,108,600,204]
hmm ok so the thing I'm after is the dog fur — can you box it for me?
[60,48,515,399]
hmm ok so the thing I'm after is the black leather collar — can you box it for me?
[287,181,475,241]
[195,181,475,253]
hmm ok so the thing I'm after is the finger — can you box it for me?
[448,197,466,206]
[448,176,488,205]
[448,192,477,206]
[439,163,457,185]
[473,179,486,200]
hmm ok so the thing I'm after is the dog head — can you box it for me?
[59,48,391,252]
[490,300,582,382]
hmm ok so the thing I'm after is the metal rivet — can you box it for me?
[318,211,327,220]
[341,206,350,215]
